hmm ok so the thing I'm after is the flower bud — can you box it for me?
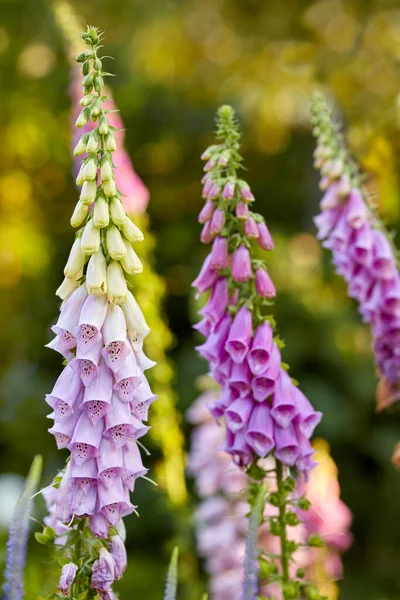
[120,238,143,275]
[93,195,109,228]
[121,216,144,243]
[57,562,78,596]
[236,202,249,220]
[79,94,93,107]
[209,208,225,236]
[80,180,97,205]
[76,107,90,128]
[239,183,255,202]
[100,159,113,181]
[222,181,234,200]
[73,133,89,156]
[94,58,102,71]
[70,201,89,228]
[76,164,85,186]
[104,132,117,152]
[198,199,215,224]
[106,225,127,260]
[121,290,150,338]
[257,222,274,251]
[76,50,93,62]
[82,60,90,76]
[110,197,126,227]
[94,76,104,93]
[82,73,94,89]
[86,131,99,154]
[64,237,85,279]
[81,219,101,255]
[56,273,82,300]
[255,267,276,298]
[99,115,109,135]
[91,98,102,118]
[103,178,116,197]
[86,249,107,295]
[107,261,128,304]
[83,158,98,181]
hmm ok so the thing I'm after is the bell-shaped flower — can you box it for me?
[274,423,300,466]
[271,369,299,428]
[96,438,125,489]
[69,412,104,465]
[71,333,103,386]
[82,359,113,424]
[101,304,130,372]
[225,397,254,433]
[91,548,116,592]
[113,351,142,403]
[225,306,252,363]
[75,294,108,351]
[46,365,82,421]
[110,535,127,580]
[247,321,273,375]
[251,343,281,401]
[245,403,274,457]
[57,562,78,596]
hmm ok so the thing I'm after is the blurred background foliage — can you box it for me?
[1,0,400,598]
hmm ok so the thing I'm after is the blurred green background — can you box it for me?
[1,0,400,598]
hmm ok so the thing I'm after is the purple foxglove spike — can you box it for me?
[53,284,88,334]
[320,182,340,210]
[201,221,214,244]
[371,229,396,279]
[75,294,108,351]
[349,223,373,265]
[199,277,229,325]
[229,361,252,398]
[274,422,300,467]
[257,222,274,250]
[123,444,148,491]
[313,206,342,240]
[244,217,259,239]
[101,305,130,373]
[69,413,104,465]
[232,245,252,282]
[197,313,232,364]
[193,316,212,337]
[192,253,219,293]
[89,512,110,538]
[82,359,113,424]
[209,208,226,236]
[131,375,157,405]
[57,562,78,596]
[381,276,400,314]
[199,199,215,224]
[45,334,75,360]
[255,267,276,298]
[48,409,80,449]
[210,236,229,270]
[251,343,281,401]
[134,348,157,371]
[91,548,116,592]
[225,306,252,363]
[46,365,82,418]
[110,535,127,580]
[225,397,254,433]
[69,457,98,479]
[113,351,142,403]
[271,369,298,428]
[98,480,134,526]
[345,188,367,229]
[245,403,274,457]
[248,321,273,375]
[222,181,234,200]
[236,202,249,220]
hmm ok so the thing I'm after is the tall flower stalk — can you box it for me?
[39,26,157,599]
[310,92,400,411]
[192,106,324,598]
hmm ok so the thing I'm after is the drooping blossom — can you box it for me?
[311,93,400,408]
[187,393,352,600]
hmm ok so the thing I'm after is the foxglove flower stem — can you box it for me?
[192,106,324,598]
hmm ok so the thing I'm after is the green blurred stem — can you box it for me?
[276,459,289,584]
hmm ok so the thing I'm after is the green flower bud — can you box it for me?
[297,496,311,511]
[73,133,89,156]
[70,201,89,228]
[76,164,85,186]
[81,219,101,255]
[304,585,322,600]
[104,131,117,152]
[285,511,299,526]
[296,568,305,578]
[93,195,109,228]
[64,237,85,279]
[86,249,107,295]
[56,273,82,300]
[82,158,98,181]
[94,76,104,93]
[82,73,94,88]
[82,60,90,76]
[79,94,94,107]
[76,107,91,128]
[80,180,97,205]
[86,130,99,154]
[121,237,143,274]
[107,260,128,304]
[106,225,127,261]
[90,98,102,118]
[99,115,109,135]
[103,178,116,197]
[100,158,113,181]
[121,216,144,243]
[94,58,102,71]
[110,197,126,226]
[76,50,93,63]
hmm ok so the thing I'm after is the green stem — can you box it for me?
[276,459,289,585]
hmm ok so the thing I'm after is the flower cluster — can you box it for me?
[193,105,322,472]
[311,93,400,409]
[187,392,352,600]
[40,26,156,598]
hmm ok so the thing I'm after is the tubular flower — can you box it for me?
[41,26,155,598]
[192,106,323,597]
[311,93,400,409]
[187,393,352,600]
